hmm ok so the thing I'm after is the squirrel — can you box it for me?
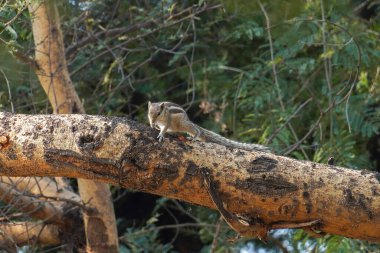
[148,101,271,152]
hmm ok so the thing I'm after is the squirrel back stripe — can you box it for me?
[148,101,271,153]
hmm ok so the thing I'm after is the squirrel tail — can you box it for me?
[199,127,271,153]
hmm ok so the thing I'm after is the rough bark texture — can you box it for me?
[0,176,81,223]
[0,1,81,248]
[27,1,119,252]
[0,179,64,223]
[28,1,83,114]
[0,222,60,247]
[0,113,379,242]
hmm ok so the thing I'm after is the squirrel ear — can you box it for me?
[159,102,165,111]
[148,101,151,108]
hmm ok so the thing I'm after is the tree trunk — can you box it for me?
[0,112,379,242]
[27,1,118,252]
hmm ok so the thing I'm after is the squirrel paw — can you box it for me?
[186,136,198,141]
[157,133,165,142]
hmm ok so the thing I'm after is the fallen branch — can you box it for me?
[0,176,81,223]
[0,222,60,247]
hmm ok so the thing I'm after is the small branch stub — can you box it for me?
[0,134,10,150]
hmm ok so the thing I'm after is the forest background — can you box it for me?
[0,0,379,252]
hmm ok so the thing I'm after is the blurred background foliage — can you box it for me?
[1,0,380,252]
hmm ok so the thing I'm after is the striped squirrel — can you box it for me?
[148,101,271,152]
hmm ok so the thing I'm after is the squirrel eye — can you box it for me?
[157,104,164,115]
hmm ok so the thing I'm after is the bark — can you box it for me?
[28,1,83,114]
[28,1,119,252]
[0,113,379,242]
[0,176,80,203]
[0,180,64,223]
[0,222,60,247]
[0,0,81,243]
[0,176,82,225]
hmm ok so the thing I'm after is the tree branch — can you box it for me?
[65,3,221,58]
[0,222,60,247]
[0,177,81,222]
[0,113,379,242]
[0,181,65,223]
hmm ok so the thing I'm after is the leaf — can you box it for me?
[267,56,283,67]
[168,51,186,66]
[319,49,335,59]
[357,71,369,93]
[5,25,18,40]
[146,215,159,225]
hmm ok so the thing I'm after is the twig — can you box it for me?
[288,65,323,104]
[98,52,156,114]
[30,222,46,253]
[267,97,313,145]
[210,216,223,253]
[257,1,283,109]
[79,26,125,80]
[258,0,309,159]
[124,223,219,237]
[283,73,362,155]
[233,72,244,137]
[271,219,320,229]
[353,0,372,12]
[162,204,181,245]
[185,18,197,111]
[170,199,201,223]
[67,27,142,58]
[286,100,336,154]
[69,3,222,75]
[67,4,218,57]
[66,4,222,71]
[0,38,39,70]
[0,3,28,36]
[0,69,14,113]
[320,0,334,142]
[264,17,361,153]
[267,235,289,253]
[36,194,93,213]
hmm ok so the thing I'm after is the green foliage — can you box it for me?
[121,227,174,253]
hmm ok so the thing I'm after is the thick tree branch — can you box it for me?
[0,113,379,242]
[0,177,80,203]
[0,222,60,247]
[0,177,83,224]
[0,180,64,223]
